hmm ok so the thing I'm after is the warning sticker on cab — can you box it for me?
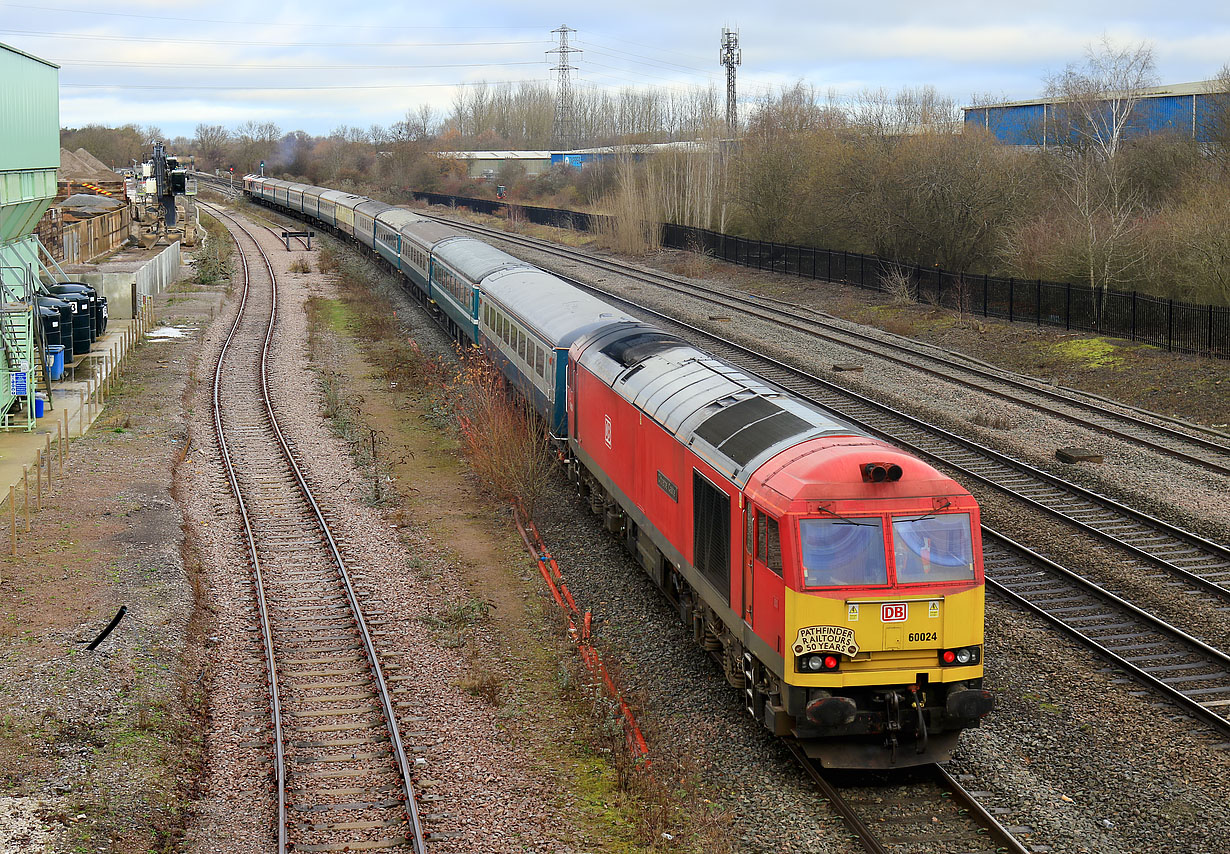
[793,625,860,657]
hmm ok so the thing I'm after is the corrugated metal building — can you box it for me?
[0,43,59,267]
[433,150,553,178]
[963,80,1227,145]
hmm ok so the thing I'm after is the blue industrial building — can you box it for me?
[963,80,1227,146]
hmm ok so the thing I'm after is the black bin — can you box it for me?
[48,284,98,346]
[37,296,74,360]
[47,291,92,356]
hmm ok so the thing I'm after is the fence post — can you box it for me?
[1036,279,1042,325]
[860,255,866,287]
[1168,299,1174,351]
[983,274,989,317]
[810,248,816,280]
[827,250,832,282]
[1009,278,1014,323]
[1131,291,1137,342]
[1066,284,1071,330]
[1210,304,1215,356]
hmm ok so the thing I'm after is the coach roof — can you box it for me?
[482,266,636,346]
[433,236,527,283]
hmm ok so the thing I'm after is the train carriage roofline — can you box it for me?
[572,324,878,489]
[432,235,530,283]
[376,208,429,231]
[480,267,639,350]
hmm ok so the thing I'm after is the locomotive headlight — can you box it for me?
[799,654,840,673]
[939,646,981,666]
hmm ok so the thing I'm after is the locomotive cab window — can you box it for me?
[755,511,783,577]
[799,517,888,588]
[892,513,975,584]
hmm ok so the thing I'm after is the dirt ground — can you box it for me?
[0,262,227,851]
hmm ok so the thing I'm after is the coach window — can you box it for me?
[535,346,545,377]
[518,330,527,360]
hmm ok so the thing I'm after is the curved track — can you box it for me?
[205,201,426,853]
[435,216,1230,475]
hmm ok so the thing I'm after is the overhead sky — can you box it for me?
[3,0,1227,139]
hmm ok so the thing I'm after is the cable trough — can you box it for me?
[202,201,427,853]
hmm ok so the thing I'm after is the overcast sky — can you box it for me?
[3,1,1228,139]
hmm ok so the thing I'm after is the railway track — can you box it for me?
[786,742,1032,854]
[204,201,427,853]
[535,267,1230,598]
[196,171,243,200]
[486,262,1230,735]
[432,216,1230,476]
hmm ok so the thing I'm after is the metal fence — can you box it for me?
[413,191,1229,360]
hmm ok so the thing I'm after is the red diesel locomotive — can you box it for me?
[567,323,993,767]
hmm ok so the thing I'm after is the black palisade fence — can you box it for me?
[412,191,1229,360]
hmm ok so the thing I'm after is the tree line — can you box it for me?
[62,41,1230,306]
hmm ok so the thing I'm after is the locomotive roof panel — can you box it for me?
[399,219,465,248]
[376,208,427,230]
[482,267,637,346]
[578,324,863,484]
[433,237,527,282]
[355,199,393,217]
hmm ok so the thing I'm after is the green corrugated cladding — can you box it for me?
[0,43,60,246]
[0,43,59,171]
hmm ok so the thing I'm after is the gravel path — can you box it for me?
[185,210,577,852]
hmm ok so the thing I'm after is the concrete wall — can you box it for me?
[70,241,180,319]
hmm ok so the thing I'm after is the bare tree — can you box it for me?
[1045,37,1157,161]
[1202,64,1230,166]
[1042,39,1157,307]
[193,123,230,170]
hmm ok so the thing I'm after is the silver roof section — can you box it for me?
[399,220,464,250]
[320,189,369,210]
[377,208,428,230]
[356,199,393,216]
[433,237,527,283]
[481,267,637,347]
[577,326,861,485]
[301,185,330,199]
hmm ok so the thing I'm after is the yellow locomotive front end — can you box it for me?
[745,441,993,768]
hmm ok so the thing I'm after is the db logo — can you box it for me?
[604,415,613,449]
[881,603,908,623]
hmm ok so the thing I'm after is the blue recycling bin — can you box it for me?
[34,396,44,418]
[46,344,65,381]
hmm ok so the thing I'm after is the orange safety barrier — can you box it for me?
[513,505,650,766]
